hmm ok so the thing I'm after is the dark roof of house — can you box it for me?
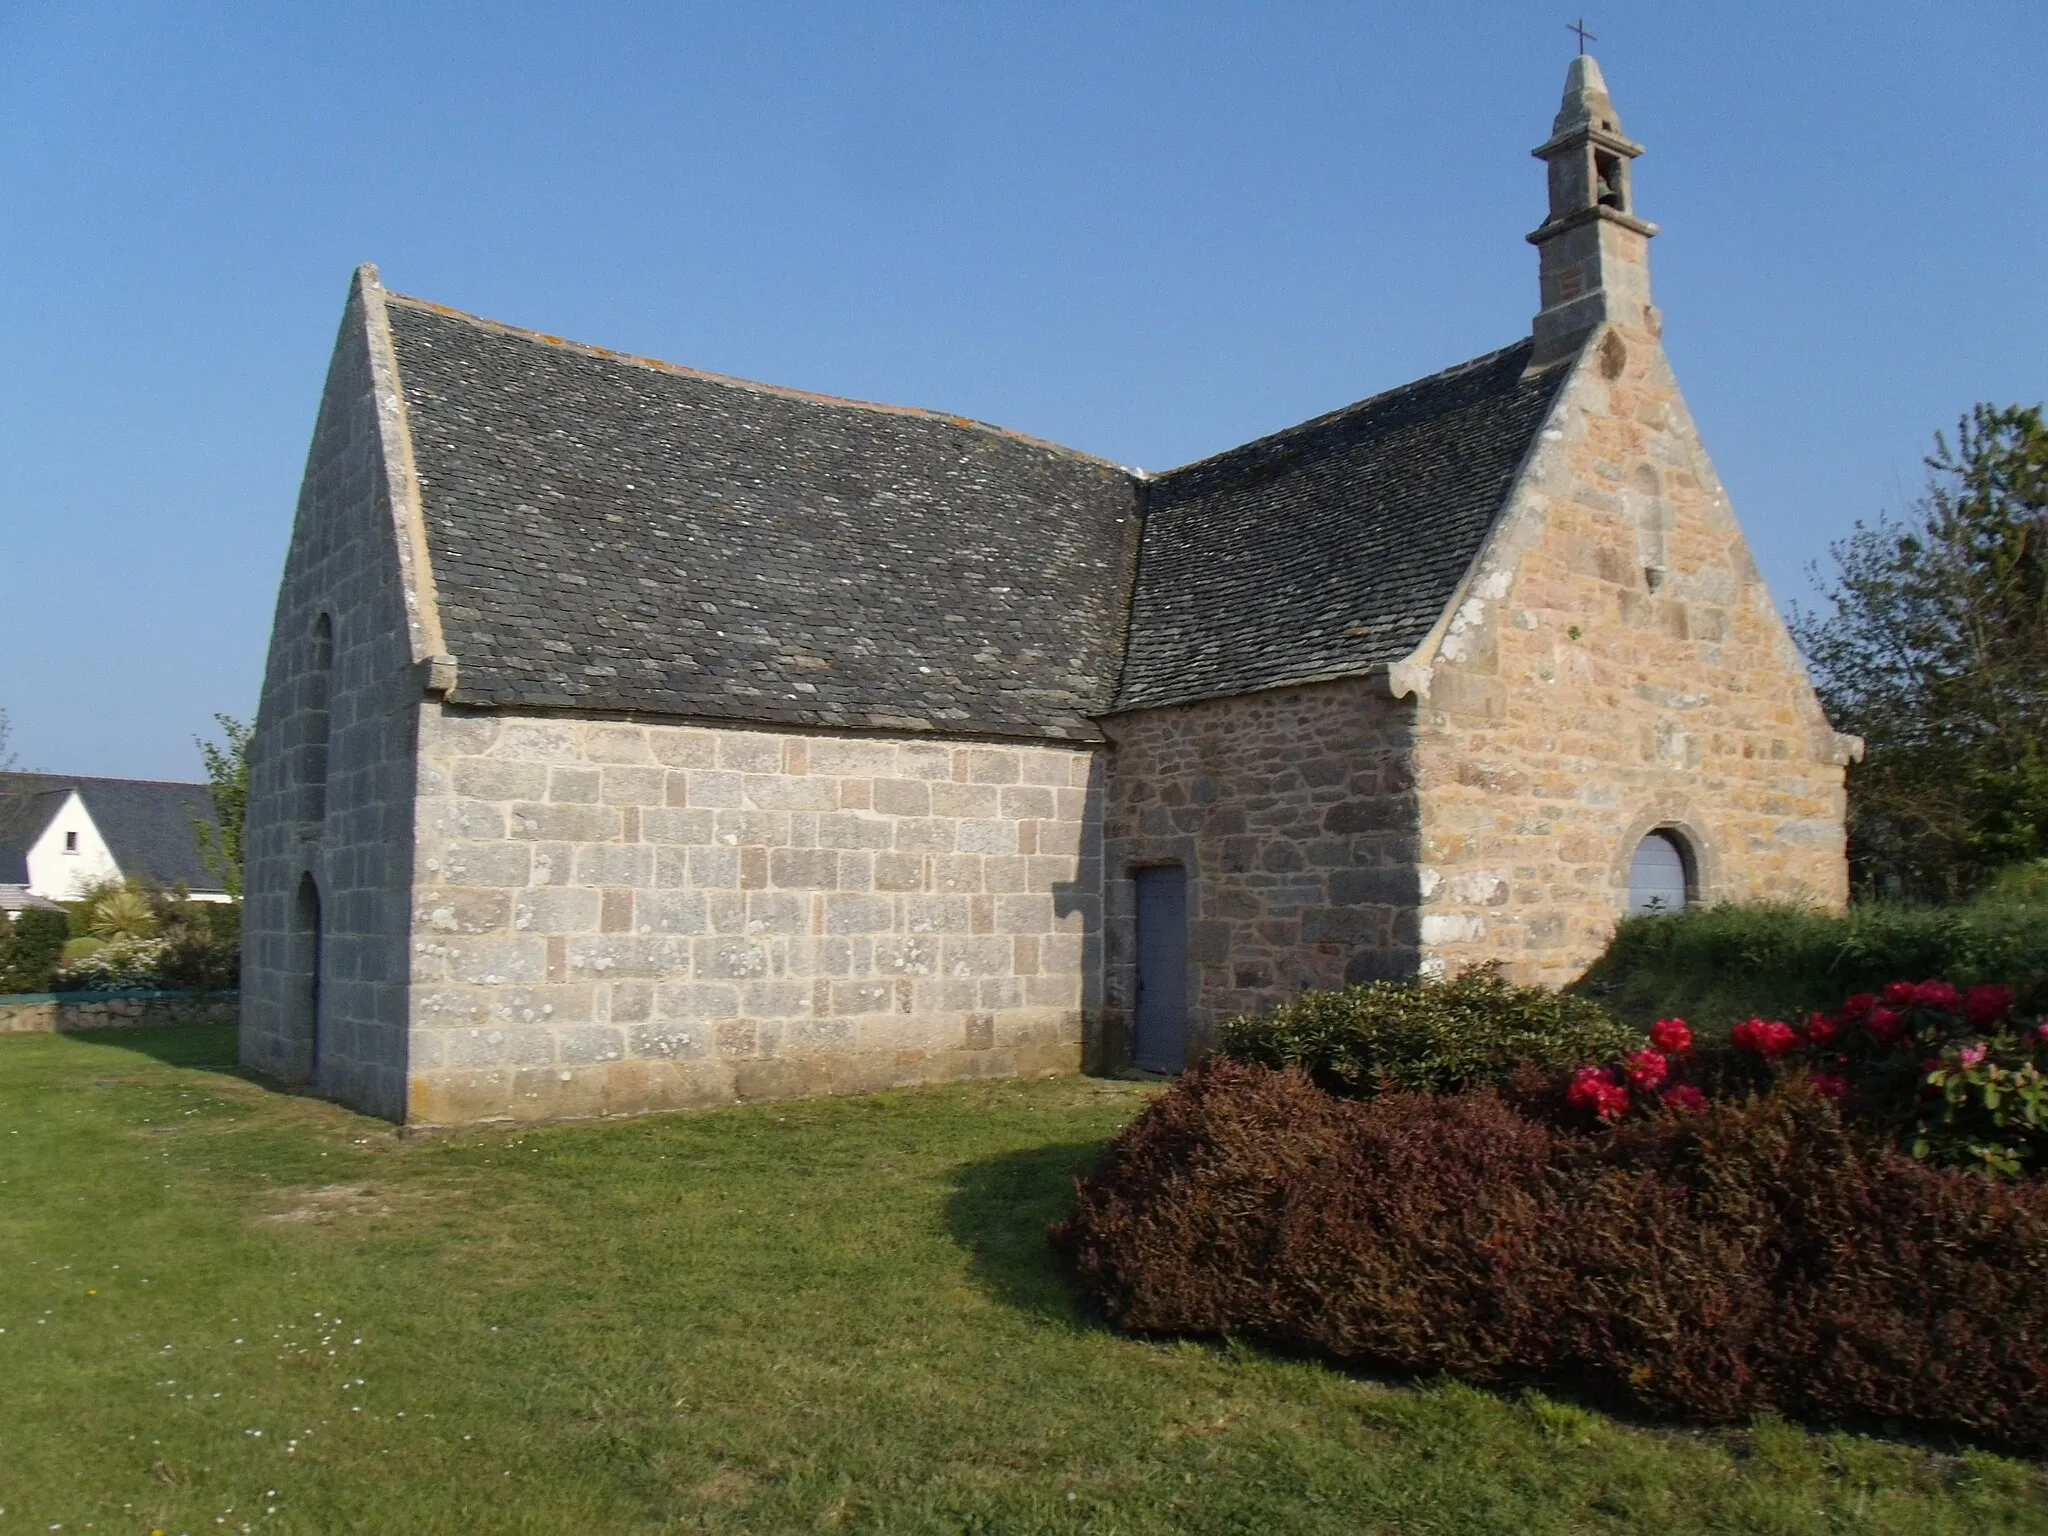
[0,774,223,893]
[1114,338,1573,711]
[386,299,1144,741]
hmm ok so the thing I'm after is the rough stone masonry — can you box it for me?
[242,53,1857,1124]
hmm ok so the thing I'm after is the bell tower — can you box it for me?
[1527,54,1659,366]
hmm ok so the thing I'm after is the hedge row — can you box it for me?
[1573,901,2048,1034]
[1057,1060,2048,1452]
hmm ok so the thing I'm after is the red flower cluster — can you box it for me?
[1622,1049,1668,1090]
[1732,1017,1801,1058]
[1866,1008,1909,1046]
[1566,1066,1630,1121]
[1810,1072,1849,1099]
[1648,1018,1693,1054]
[1829,980,2001,1048]
[1566,1018,1700,1123]
[1967,984,2015,1026]
[1897,979,1961,1012]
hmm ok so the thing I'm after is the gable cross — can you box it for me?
[1567,17,1597,52]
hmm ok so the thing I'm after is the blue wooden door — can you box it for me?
[1133,866,1189,1073]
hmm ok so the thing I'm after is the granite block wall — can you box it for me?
[1409,322,1854,983]
[405,706,1102,1123]
[241,280,424,1119]
[1100,679,1416,1065]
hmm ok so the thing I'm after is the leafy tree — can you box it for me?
[191,714,251,898]
[1795,404,2048,898]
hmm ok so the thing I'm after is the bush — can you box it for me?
[1057,1060,2048,1451]
[48,883,241,992]
[156,926,239,991]
[55,935,172,991]
[0,907,70,993]
[1220,967,1639,1098]
[1573,901,2048,1034]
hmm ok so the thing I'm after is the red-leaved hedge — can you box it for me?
[1055,1059,2048,1450]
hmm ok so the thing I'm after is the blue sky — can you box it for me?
[2,1,2042,779]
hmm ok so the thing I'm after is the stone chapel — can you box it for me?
[242,57,1858,1124]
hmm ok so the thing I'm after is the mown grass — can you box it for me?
[3,1026,2045,1534]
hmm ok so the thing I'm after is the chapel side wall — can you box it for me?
[1411,324,1851,985]
[1101,679,1418,1064]
[240,289,421,1120]
[406,708,1101,1124]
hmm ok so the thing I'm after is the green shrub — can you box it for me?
[1219,967,1639,1099]
[156,926,239,991]
[1984,859,2048,906]
[1056,1060,2048,1452]
[1572,901,2048,1035]
[0,907,70,993]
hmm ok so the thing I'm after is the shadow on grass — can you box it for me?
[943,1138,1112,1327]
[65,1021,246,1075]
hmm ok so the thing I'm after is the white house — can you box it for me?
[0,773,229,910]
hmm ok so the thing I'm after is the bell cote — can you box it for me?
[1527,54,1659,366]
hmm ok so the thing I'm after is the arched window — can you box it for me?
[302,613,333,827]
[1627,829,1695,915]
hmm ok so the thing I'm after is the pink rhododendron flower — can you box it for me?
[1565,1065,1630,1120]
[1810,1072,1849,1098]
[1732,1018,1800,1058]
[2036,1022,2048,1046]
[1882,981,1918,1007]
[1913,980,1963,1013]
[1865,1007,1908,1047]
[1623,1049,1668,1091]
[1660,1083,1706,1112]
[1648,1018,1693,1054]
[1802,1012,1837,1047]
[1838,993,1878,1021]
[1958,1041,1988,1068]
[1965,985,2014,1026]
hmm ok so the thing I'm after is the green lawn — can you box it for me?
[2,1027,2044,1534]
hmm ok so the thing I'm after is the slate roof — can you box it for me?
[386,300,1143,741]
[373,292,1575,734]
[1114,338,1573,711]
[0,774,223,894]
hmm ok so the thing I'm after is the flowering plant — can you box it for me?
[1741,980,2046,1177]
[1565,1065,1631,1120]
[1556,980,2048,1175]
[1566,1022,1700,1123]
[1731,1017,1801,1058]
[55,935,171,991]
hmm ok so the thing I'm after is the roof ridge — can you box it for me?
[382,291,1139,476]
[0,772,207,791]
[1152,337,1542,483]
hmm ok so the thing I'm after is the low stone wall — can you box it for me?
[0,991,240,1034]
